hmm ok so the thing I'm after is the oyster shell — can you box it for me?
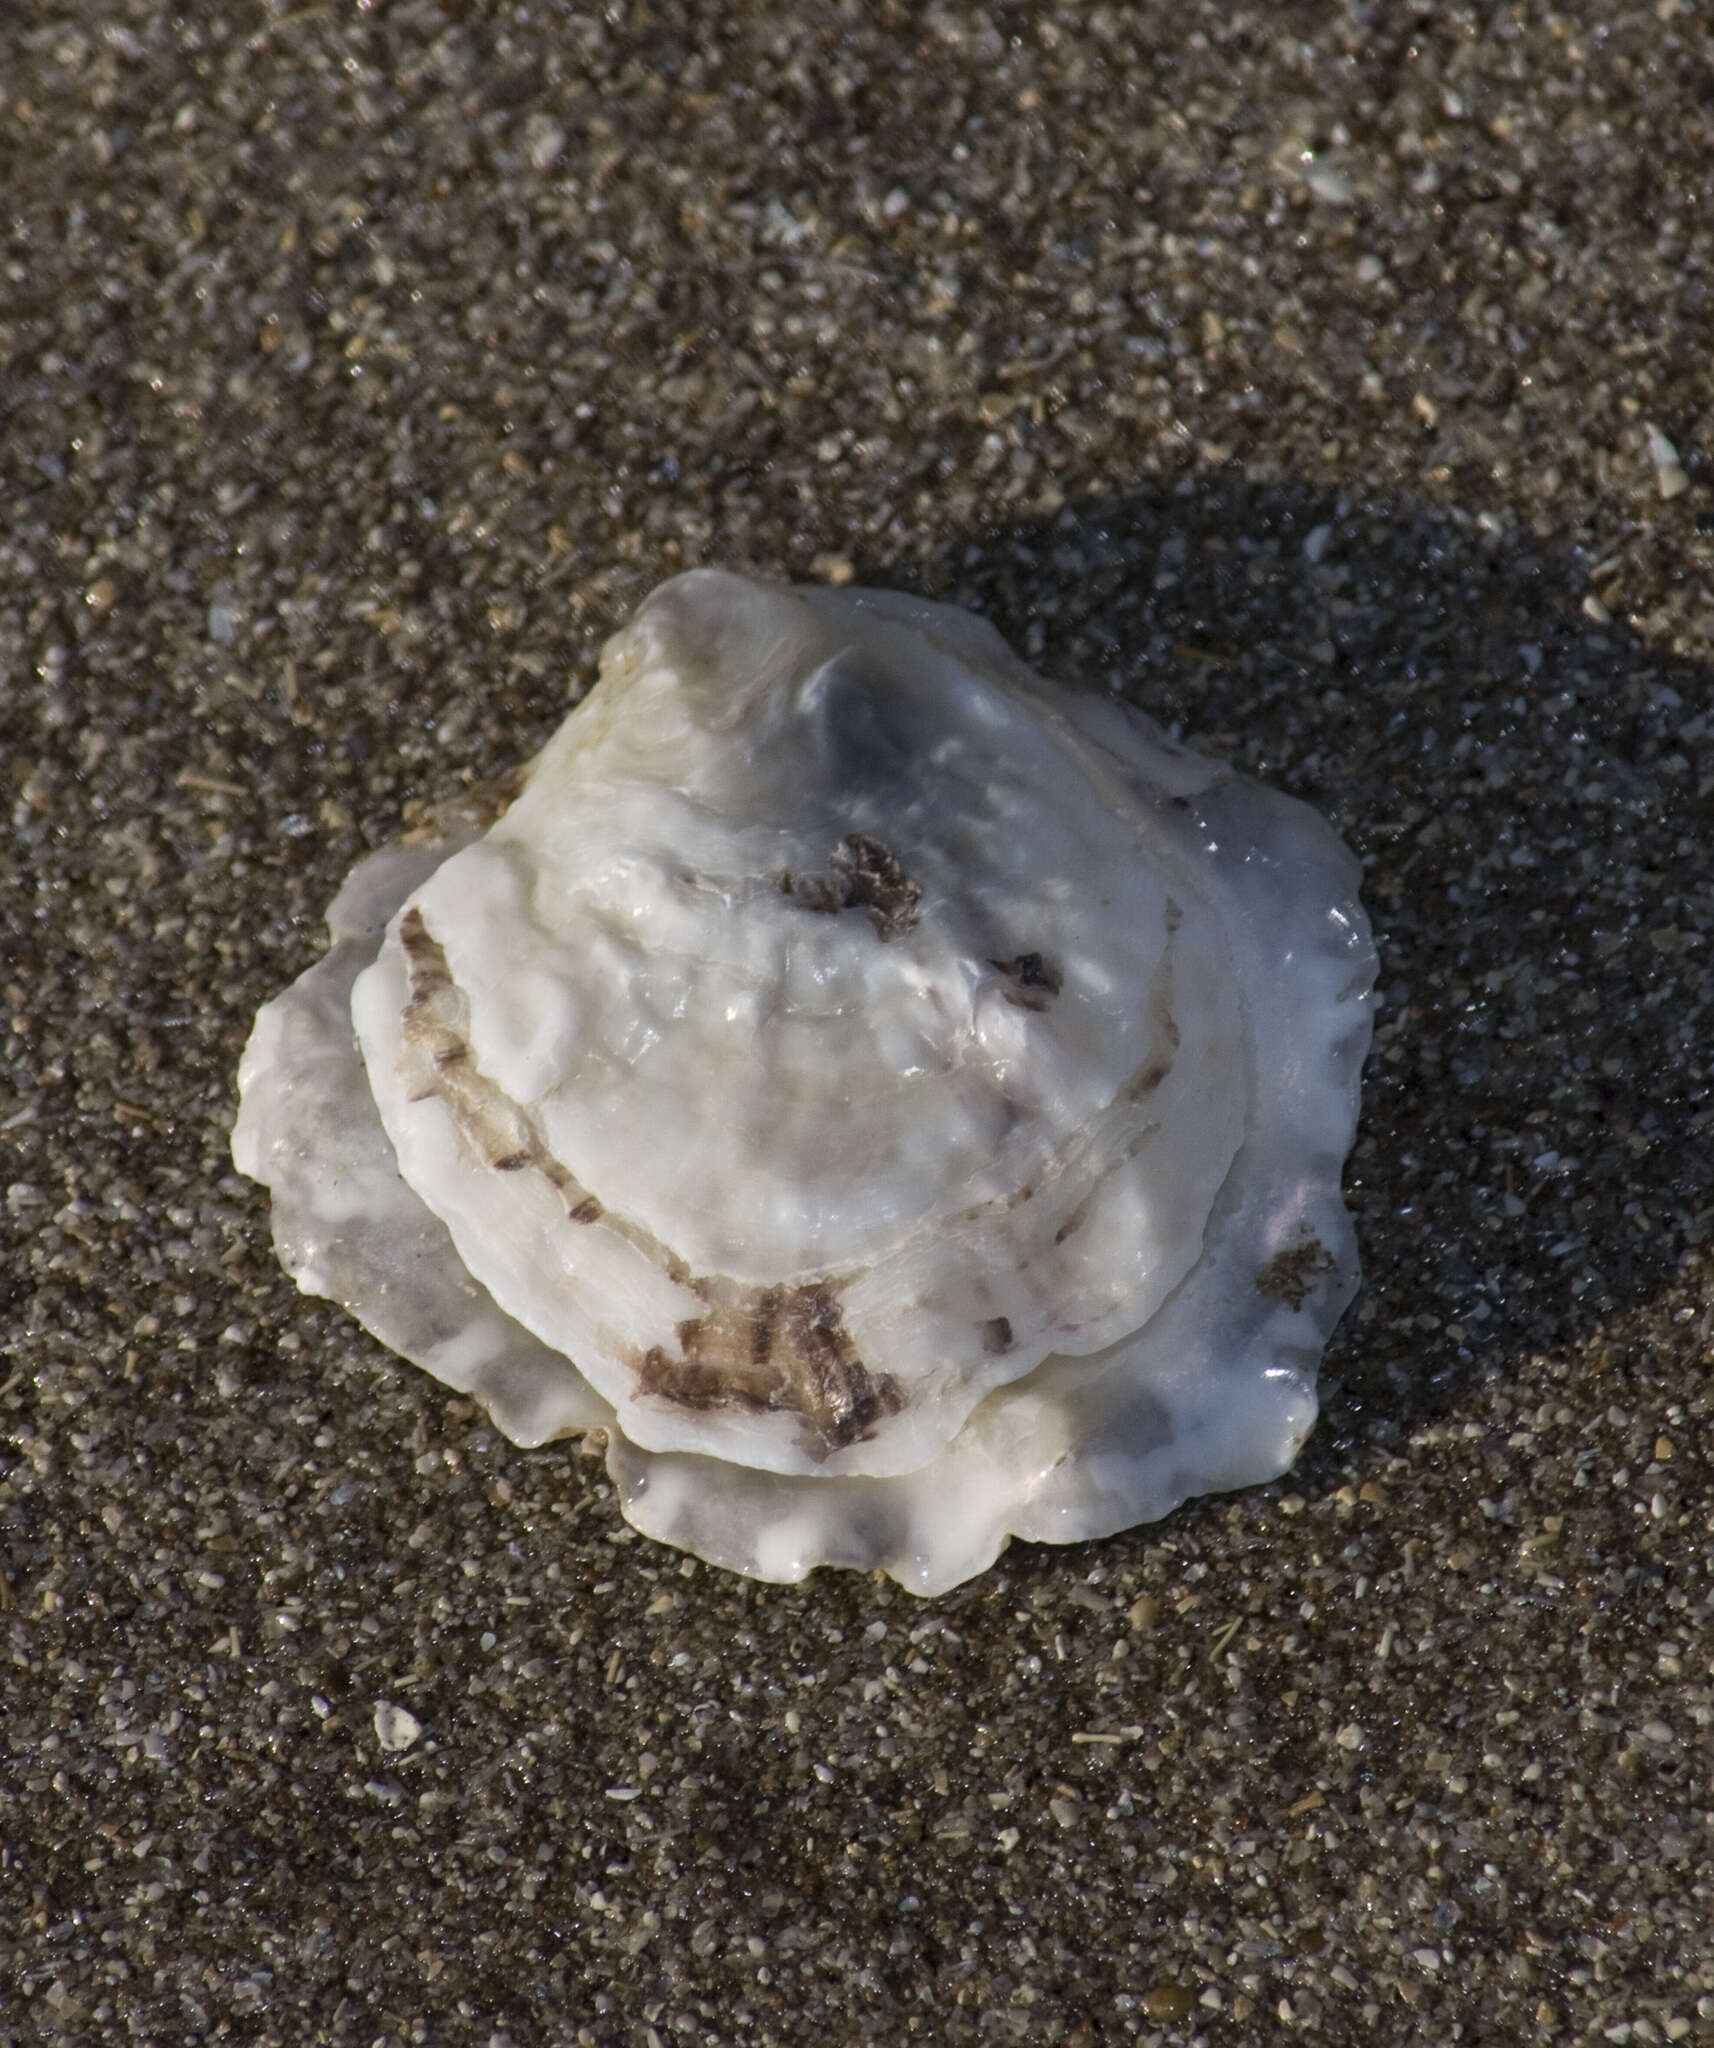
[233,570,1375,1593]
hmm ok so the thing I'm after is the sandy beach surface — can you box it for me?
[3,5,1711,2043]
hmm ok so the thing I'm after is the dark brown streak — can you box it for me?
[642,1280,904,1458]
[398,907,623,1235]
[779,832,922,941]
[981,1315,1014,1355]
[990,951,1062,1012]
[1255,1239,1335,1310]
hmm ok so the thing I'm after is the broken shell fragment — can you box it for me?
[233,570,1375,1594]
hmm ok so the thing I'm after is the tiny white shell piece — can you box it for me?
[372,1701,422,1754]
[233,570,1375,1592]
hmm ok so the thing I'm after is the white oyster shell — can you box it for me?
[233,570,1375,1593]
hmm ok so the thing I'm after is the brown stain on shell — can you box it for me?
[989,951,1062,1012]
[1254,1238,1335,1310]
[779,831,922,941]
[641,1281,904,1458]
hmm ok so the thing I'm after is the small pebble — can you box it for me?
[372,1702,422,1754]
[1644,422,1690,500]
